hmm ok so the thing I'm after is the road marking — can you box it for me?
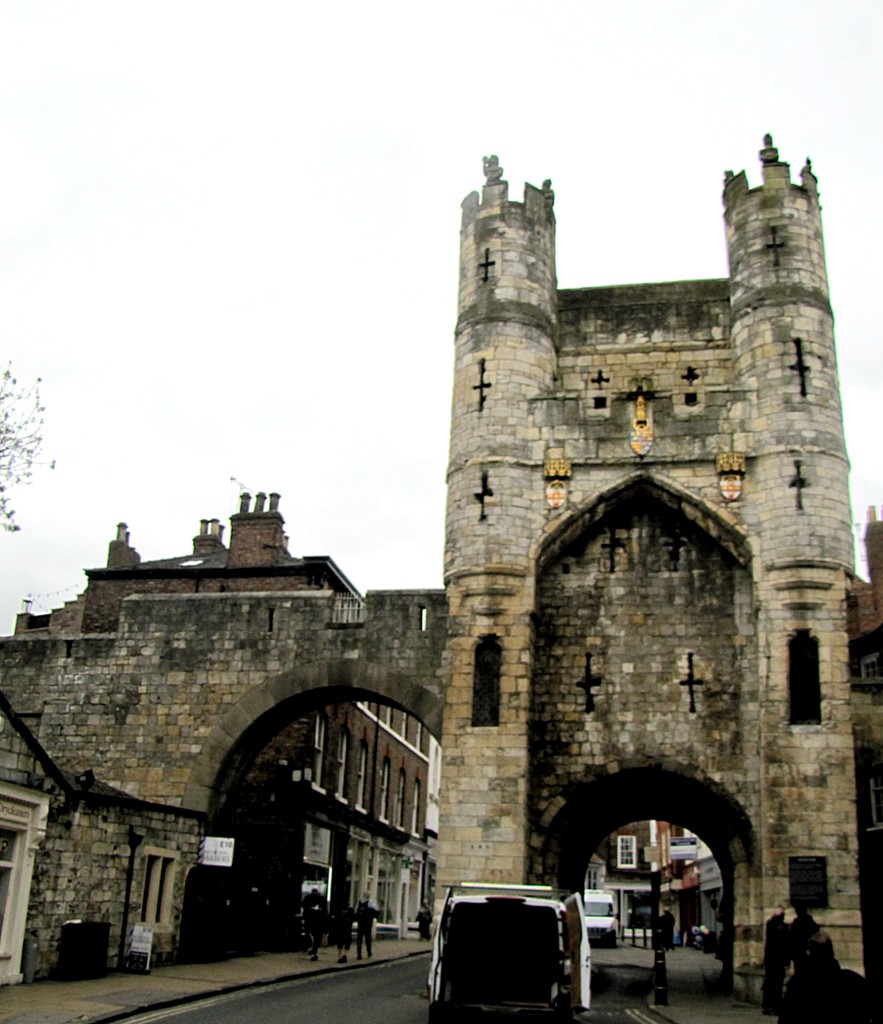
[625,1009,663,1024]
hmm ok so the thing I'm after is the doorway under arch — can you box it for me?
[536,767,755,988]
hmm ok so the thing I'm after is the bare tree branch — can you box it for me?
[0,363,48,532]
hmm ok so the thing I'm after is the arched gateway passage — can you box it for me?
[536,767,754,985]
[179,669,441,961]
[183,658,443,818]
[540,768,753,892]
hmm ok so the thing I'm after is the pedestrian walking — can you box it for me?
[355,893,380,959]
[302,886,327,961]
[778,931,870,1024]
[417,900,432,940]
[659,908,675,950]
[333,902,355,963]
[761,904,790,1016]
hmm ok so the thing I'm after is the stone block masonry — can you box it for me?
[438,142,864,990]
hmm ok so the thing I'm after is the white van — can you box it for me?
[583,889,618,948]
[428,883,591,1022]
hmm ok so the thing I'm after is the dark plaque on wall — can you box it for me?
[788,856,828,907]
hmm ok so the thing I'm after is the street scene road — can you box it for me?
[111,949,717,1024]
[125,956,431,1024]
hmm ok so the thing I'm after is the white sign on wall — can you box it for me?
[670,836,698,861]
[198,836,235,867]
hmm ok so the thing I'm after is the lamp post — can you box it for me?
[117,826,144,970]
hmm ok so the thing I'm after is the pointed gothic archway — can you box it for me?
[525,471,760,978]
[531,471,752,575]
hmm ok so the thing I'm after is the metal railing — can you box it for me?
[331,594,366,624]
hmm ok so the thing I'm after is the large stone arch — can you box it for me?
[535,765,754,888]
[534,765,755,985]
[182,657,443,818]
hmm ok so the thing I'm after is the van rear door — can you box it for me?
[564,892,591,1011]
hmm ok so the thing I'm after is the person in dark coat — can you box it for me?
[302,887,327,961]
[761,904,790,1016]
[355,893,379,959]
[334,903,355,963]
[788,904,819,975]
[659,908,675,951]
[417,901,432,940]
[778,930,870,1024]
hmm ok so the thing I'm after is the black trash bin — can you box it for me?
[57,921,111,979]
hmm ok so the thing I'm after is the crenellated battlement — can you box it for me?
[724,135,829,322]
[460,155,555,231]
[723,134,819,211]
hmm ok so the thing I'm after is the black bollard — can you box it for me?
[653,941,669,1005]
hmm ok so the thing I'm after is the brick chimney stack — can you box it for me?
[106,523,141,568]
[228,492,289,567]
[192,518,226,556]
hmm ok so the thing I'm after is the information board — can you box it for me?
[788,856,828,907]
[125,924,153,973]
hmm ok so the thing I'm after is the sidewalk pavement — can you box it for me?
[0,938,433,1024]
[592,942,761,1024]
[0,937,763,1024]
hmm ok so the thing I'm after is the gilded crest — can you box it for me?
[629,393,654,456]
[716,452,746,502]
[545,479,568,510]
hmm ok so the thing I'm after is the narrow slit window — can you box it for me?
[789,630,821,724]
[472,635,501,727]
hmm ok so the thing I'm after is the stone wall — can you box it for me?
[0,588,447,816]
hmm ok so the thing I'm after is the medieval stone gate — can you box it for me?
[435,140,862,989]
[0,137,868,988]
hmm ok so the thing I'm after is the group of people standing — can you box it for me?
[301,889,381,962]
[762,903,871,1022]
[300,889,434,963]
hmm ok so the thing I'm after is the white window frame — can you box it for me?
[617,834,637,869]
[379,757,391,821]
[411,777,421,835]
[871,772,883,827]
[394,768,406,828]
[861,654,880,679]
[313,713,326,790]
[336,729,349,800]
[356,740,368,810]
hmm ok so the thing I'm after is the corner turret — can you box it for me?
[446,156,558,580]
[723,134,850,570]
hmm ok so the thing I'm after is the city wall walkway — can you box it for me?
[0,938,761,1024]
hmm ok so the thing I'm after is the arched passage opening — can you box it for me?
[178,680,440,962]
[536,767,755,989]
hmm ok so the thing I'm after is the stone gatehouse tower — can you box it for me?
[438,140,861,984]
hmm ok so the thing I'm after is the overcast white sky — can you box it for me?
[1,1,881,632]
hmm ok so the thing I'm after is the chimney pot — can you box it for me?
[239,493,251,515]
[868,506,878,524]
[116,523,129,544]
[269,492,281,512]
[254,492,267,513]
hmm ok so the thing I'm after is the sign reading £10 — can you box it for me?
[198,836,235,867]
